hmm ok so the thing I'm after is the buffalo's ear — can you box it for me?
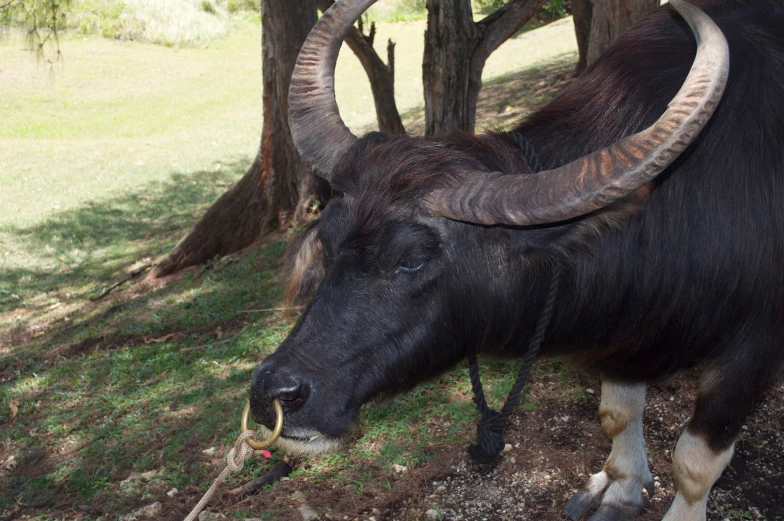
[284,221,326,306]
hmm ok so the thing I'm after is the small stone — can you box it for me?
[140,470,159,480]
[299,505,319,521]
[120,472,142,489]
[291,490,307,501]
[202,446,217,456]
[425,509,442,520]
[392,464,408,473]
[585,388,595,395]
[199,512,223,521]
[503,444,512,452]
[119,502,162,521]
[435,485,446,494]
[166,488,178,497]
[371,508,380,516]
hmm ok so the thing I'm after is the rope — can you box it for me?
[183,431,257,521]
[510,132,542,173]
[467,267,561,464]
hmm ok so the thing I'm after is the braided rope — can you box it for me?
[183,431,257,521]
[511,132,542,173]
[468,267,561,464]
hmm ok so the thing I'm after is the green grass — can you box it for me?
[0,15,578,520]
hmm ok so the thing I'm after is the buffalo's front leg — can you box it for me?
[565,379,652,521]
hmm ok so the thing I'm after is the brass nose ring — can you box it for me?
[241,399,283,450]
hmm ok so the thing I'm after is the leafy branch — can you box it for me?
[0,0,71,65]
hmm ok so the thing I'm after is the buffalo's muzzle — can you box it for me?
[249,358,311,428]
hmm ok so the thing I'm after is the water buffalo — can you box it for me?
[249,1,784,519]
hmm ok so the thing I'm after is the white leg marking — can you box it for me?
[565,379,651,520]
[599,381,652,510]
[661,431,734,521]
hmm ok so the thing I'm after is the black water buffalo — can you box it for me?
[249,1,784,519]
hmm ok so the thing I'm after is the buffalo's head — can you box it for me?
[248,0,729,454]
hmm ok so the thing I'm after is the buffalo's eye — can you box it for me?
[394,258,426,274]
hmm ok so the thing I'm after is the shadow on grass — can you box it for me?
[0,160,246,313]
[0,159,299,365]
[399,54,575,135]
[0,160,296,514]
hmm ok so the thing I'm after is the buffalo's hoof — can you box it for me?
[565,489,603,521]
[564,471,650,521]
[588,504,643,521]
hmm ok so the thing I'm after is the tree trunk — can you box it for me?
[571,0,592,75]
[423,0,549,136]
[423,0,476,135]
[586,0,659,66]
[318,0,405,135]
[151,0,322,278]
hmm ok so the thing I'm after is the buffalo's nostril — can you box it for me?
[276,380,310,405]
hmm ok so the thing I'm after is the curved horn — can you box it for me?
[427,0,730,225]
[289,0,378,181]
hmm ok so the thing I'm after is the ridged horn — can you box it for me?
[289,0,378,181]
[427,0,729,225]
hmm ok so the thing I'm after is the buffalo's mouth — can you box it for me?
[255,423,344,455]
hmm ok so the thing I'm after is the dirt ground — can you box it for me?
[156,370,783,521]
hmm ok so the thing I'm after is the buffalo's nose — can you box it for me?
[249,359,311,425]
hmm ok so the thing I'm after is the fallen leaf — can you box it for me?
[8,400,18,419]
[2,455,16,471]
[146,333,177,344]
[141,372,168,386]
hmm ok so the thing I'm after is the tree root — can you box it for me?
[90,261,152,301]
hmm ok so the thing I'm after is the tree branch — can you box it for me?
[474,0,549,66]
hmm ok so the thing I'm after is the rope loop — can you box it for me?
[467,266,561,465]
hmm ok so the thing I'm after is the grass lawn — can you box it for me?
[0,15,581,521]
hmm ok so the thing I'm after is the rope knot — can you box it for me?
[227,430,256,472]
[468,410,506,464]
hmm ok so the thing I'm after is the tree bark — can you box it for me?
[151,0,322,278]
[319,0,405,135]
[423,0,549,136]
[586,0,659,66]
[571,0,592,75]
